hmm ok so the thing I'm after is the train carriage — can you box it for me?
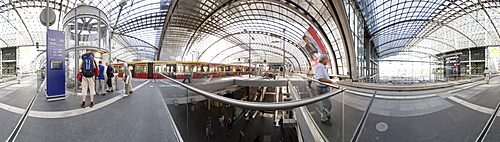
[112,61,253,79]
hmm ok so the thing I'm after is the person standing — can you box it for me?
[315,54,333,126]
[227,118,233,136]
[484,67,492,84]
[16,67,21,84]
[206,116,212,131]
[80,52,97,108]
[239,131,245,141]
[122,63,133,97]
[96,61,106,95]
[105,62,115,92]
[279,117,285,133]
[204,126,210,140]
[253,134,261,142]
[220,114,225,128]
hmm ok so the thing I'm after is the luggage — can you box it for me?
[82,53,96,77]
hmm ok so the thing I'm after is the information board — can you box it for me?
[46,29,65,101]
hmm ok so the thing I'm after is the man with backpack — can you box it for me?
[80,52,98,108]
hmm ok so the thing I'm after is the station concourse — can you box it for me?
[1,0,500,142]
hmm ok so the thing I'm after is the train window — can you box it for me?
[192,66,198,72]
[113,66,122,73]
[154,65,161,73]
[184,66,190,73]
[177,65,183,73]
[136,65,147,73]
[166,66,171,72]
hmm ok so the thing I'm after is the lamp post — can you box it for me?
[282,29,286,78]
[191,51,197,62]
[245,29,252,78]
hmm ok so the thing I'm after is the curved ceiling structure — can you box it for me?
[159,0,350,73]
[0,0,170,62]
[357,0,500,59]
[2,0,352,75]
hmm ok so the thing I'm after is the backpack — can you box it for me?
[81,53,95,77]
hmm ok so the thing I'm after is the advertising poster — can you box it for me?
[299,27,331,69]
[488,47,500,72]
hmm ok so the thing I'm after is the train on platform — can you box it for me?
[111,61,254,79]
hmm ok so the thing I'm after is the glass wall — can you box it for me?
[1,48,17,77]
[436,47,486,81]
[63,5,110,90]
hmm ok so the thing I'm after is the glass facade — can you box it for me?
[353,0,500,80]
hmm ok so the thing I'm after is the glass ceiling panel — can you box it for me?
[159,0,345,73]
[169,1,311,69]
[357,0,500,59]
[0,0,170,62]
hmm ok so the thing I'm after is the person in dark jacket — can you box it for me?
[105,62,115,92]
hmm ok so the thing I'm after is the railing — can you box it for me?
[351,91,377,142]
[5,78,46,142]
[294,73,343,89]
[288,80,328,142]
[159,73,346,110]
[475,102,500,142]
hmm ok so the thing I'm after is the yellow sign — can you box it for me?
[491,48,500,56]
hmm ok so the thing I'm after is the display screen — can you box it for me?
[51,61,63,70]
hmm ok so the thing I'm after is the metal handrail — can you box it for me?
[288,81,328,142]
[6,77,45,142]
[475,102,500,142]
[351,91,377,142]
[160,73,346,110]
[295,73,342,89]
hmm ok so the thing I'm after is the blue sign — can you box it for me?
[46,29,65,101]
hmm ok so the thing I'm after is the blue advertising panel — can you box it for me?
[46,29,65,101]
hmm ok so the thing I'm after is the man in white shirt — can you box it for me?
[484,67,492,84]
[315,54,333,126]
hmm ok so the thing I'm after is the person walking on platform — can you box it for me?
[484,67,492,84]
[96,61,106,95]
[80,52,97,108]
[16,67,21,84]
[315,54,333,126]
[105,62,115,92]
[182,72,192,83]
[122,63,133,97]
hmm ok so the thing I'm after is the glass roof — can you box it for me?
[0,0,170,62]
[1,0,349,73]
[358,0,500,59]
[159,0,349,73]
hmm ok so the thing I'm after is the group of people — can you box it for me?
[79,52,133,108]
[204,115,235,141]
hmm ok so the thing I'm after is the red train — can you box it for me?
[111,61,253,79]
